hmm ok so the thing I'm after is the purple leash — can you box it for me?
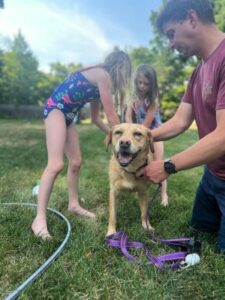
[105,231,187,269]
[106,185,201,270]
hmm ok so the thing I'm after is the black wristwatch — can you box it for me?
[164,159,177,174]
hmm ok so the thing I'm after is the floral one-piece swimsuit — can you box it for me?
[44,71,100,126]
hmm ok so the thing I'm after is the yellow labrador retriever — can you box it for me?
[105,123,154,236]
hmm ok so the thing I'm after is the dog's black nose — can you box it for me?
[119,140,131,148]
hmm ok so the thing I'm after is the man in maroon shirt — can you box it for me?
[140,0,225,252]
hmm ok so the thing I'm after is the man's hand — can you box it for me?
[136,160,169,183]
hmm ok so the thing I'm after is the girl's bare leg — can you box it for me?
[153,141,169,207]
[32,110,67,239]
[65,123,96,218]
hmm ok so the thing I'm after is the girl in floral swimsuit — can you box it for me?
[32,50,132,239]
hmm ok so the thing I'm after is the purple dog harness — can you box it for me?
[106,185,201,270]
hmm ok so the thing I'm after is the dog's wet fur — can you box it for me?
[105,123,155,236]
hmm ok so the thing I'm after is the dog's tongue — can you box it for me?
[118,153,132,164]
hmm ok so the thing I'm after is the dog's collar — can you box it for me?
[121,160,148,174]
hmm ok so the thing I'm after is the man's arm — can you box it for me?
[171,109,225,170]
[152,102,194,141]
[143,109,225,183]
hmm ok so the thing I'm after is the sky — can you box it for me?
[0,0,161,71]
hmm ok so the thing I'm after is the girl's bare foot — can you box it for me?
[161,193,169,207]
[68,205,96,218]
[31,218,52,240]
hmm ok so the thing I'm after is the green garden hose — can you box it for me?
[1,203,71,300]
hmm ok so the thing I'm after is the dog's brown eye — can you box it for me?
[114,130,123,136]
[134,131,143,137]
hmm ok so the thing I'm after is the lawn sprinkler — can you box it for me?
[185,253,200,265]
[32,180,40,196]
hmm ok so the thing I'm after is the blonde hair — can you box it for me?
[101,49,132,114]
[133,64,159,108]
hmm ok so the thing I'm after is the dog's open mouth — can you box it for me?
[117,150,140,167]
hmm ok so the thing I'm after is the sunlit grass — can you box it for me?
[0,119,225,300]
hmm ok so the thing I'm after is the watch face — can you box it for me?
[164,160,176,174]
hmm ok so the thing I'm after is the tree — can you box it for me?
[0,31,40,104]
[129,47,153,67]
[213,0,225,31]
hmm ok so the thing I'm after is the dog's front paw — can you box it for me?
[106,228,116,237]
[142,220,154,232]
[161,193,169,207]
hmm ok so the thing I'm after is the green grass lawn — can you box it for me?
[0,119,225,300]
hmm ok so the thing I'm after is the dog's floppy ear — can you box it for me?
[147,130,155,153]
[104,130,112,151]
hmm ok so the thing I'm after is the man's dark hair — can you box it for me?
[156,0,215,33]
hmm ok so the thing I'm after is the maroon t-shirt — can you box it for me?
[182,38,225,180]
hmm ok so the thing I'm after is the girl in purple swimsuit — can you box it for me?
[32,50,132,239]
[126,64,168,206]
